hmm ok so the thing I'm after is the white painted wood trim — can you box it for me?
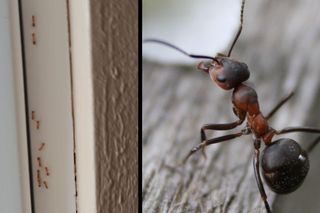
[10,1,96,212]
[68,0,97,212]
[20,0,77,212]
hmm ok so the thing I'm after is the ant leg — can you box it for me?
[306,136,320,153]
[253,139,272,213]
[201,119,244,142]
[182,132,243,164]
[275,128,320,153]
[266,92,294,120]
[275,127,320,135]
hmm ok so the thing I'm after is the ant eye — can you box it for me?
[217,75,226,83]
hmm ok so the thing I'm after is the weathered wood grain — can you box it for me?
[143,0,320,212]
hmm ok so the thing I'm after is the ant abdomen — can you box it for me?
[261,138,309,194]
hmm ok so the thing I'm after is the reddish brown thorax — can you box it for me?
[232,84,270,140]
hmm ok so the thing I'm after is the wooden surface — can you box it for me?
[143,1,320,212]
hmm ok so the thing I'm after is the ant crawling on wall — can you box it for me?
[144,0,320,212]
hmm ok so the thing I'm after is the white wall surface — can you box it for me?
[0,0,24,212]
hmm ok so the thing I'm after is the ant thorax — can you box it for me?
[232,84,269,138]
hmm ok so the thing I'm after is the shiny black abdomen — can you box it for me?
[261,138,309,194]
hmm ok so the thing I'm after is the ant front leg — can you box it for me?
[200,115,245,142]
[253,139,272,213]
[182,132,243,164]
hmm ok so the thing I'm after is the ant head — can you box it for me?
[198,56,250,90]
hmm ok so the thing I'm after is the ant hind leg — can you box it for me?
[266,91,294,120]
[253,139,272,213]
[306,136,320,153]
[276,127,320,135]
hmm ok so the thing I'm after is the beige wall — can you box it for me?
[90,0,138,212]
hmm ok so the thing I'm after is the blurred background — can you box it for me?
[143,0,240,64]
[143,0,320,212]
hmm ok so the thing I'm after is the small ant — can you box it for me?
[37,169,41,187]
[32,15,36,27]
[38,142,46,151]
[37,157,42,167]
[45,166,50,176]
[144,0,320,212]
[32,33,36,45]
[36,120,40,129]
[43,181,48,189]
[31,111,36,120]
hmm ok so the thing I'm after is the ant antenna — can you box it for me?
[227,0,245,57]
[144,39,220,64]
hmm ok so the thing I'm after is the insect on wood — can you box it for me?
[144,0,320,212]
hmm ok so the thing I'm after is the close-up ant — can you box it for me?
[143,0,320,212]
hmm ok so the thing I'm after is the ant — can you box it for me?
[144,0,320,212]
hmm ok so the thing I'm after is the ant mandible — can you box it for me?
[144,0,320,212]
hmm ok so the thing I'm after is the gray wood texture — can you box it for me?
[143,1,320,212]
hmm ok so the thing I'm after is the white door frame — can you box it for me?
[10,0,97,212]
